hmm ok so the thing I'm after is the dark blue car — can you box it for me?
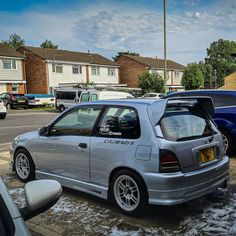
[166,90,236,155]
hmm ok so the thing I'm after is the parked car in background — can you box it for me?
[26,94,55,106]
[0,93,28,109]
[166,90,236,155]
[0,98,6,119]
[0,177,62,236]
[55,88,133,112]
[10,97,229,215]
[141,93,163,99]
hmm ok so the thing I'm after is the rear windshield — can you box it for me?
[160,106,214,141]
[12,94,27,100]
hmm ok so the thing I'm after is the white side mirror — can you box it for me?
[25,180,62,211]
[20,180,62,220]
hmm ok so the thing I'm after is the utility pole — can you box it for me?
[163,0,167,94]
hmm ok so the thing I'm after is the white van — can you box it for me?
[55,88,133,112]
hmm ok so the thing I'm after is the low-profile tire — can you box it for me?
[59,105,65,112]
[220,129,234,156]
[0,113,6,119]
[110,170,148,216]
[14,149,35,182]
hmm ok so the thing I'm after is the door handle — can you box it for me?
[78,143,87,149]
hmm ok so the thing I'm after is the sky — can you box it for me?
[0,0,235,65]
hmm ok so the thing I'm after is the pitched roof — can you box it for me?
[20,46,119,66]
[123,55,186,70]
[0,43,24,58]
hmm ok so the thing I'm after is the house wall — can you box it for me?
[47,63,86,88]
[88,66,119,84]
[150,69,183,86]
[18,49,48,94]
[6,83,25,93]
[48,63,119,90]
[0,57,23,81]
[0,84,6,93]
[117,57,147,87]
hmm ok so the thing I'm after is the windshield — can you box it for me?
[160,106,215,141]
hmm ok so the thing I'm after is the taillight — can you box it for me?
[159,149,181,173]
[11,95,15,101]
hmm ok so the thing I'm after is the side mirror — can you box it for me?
[38,126,48,136]
[20,180,62,221]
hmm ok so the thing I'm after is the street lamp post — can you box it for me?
[163,0,167,94]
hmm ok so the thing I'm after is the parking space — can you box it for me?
[1,110,236,235]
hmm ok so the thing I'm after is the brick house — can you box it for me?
[0,43,26,94]
[117,55,186,91]
[18,46,120,94]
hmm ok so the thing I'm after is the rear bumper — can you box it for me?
[142,155,229,205]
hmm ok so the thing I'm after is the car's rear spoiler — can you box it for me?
[148,96,214,126]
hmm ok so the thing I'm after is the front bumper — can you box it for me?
[142,155,229,205]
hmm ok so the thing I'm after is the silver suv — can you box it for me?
[10,97,229,215]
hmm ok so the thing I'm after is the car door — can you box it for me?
[36,105,103,182]
[90,106,142,186]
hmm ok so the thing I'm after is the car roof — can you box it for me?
[75,99,158,107]
[169,89,236,95]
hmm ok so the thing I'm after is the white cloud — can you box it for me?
[0,0,236,65]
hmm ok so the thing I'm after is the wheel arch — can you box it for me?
[108,166,149,199]
[14,146,35,166]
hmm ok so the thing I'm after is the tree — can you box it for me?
[182,64,204,90]
[40,39,58,49]
[198,61,214,88]
[138,71,165,94]
[205,39,236,87]
[2,33,25,49]
[113,51,139,61]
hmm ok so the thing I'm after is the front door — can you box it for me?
[36,106,103,182]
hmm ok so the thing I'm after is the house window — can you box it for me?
[52,64,63,73]
[3,59,17,70]
[175,71,180,78]
[91,66,100,75]
[12,83,19,92]
[108,68,115,76]
[72,65,82,74]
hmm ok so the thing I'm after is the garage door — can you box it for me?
[0,84,6,93]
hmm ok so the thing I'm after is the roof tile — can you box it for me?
[124,55,185,70]
[20,46,119,66]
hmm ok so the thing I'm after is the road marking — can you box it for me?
[0,124,40,129]
[0,142,11,146]
[0,160,8,165]
[7,112,57,116]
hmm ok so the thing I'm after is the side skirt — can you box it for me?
[36,171,108,199]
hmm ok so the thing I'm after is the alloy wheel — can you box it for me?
[114,175,140,212]
[15,153,30,180]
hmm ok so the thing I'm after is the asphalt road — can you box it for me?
[0,110,58,146]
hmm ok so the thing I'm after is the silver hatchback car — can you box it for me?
[10,97,229,215]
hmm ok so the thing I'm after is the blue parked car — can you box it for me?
[166,90,236,155]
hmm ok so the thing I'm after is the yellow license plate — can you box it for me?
[199,147,214,164]
[18,100,25,103]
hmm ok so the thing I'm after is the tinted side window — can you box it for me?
[96,107,140,139]
[50,107,102,136]
[209,94,236,107]
[56,91,76,100]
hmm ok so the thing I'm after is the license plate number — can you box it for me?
[199,147,214,164]
[18,100,25,103]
